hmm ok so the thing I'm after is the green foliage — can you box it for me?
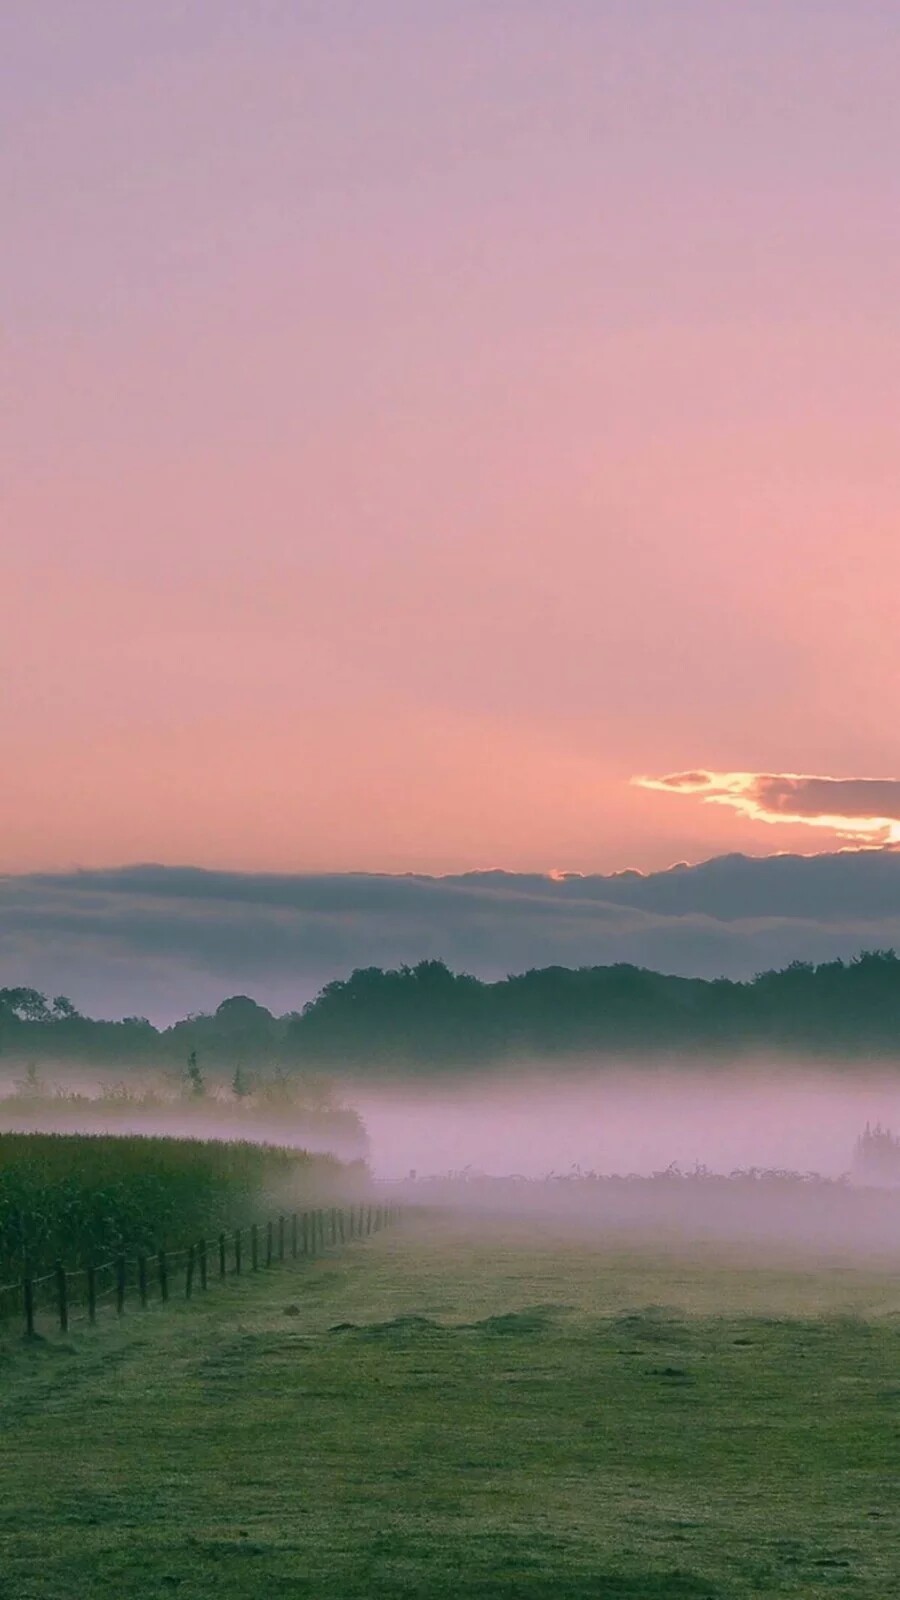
[4,948,900,1073]
[231,1064,253,1098]
[184,1049,205,1097]
[286,950,900,1066]
[0,1131,351,1281]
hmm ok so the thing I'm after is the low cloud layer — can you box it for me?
[3,852,900,1021]
[637,771,900,844]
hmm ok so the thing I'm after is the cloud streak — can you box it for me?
[3,853,900,1021]
[635,771,900,845]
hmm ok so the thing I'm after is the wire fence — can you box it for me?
[0,1202,399,1340]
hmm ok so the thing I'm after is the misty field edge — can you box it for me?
[1,1200,400,1344]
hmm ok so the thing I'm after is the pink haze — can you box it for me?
[4,4,899,873]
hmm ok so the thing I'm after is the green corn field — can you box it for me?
[0,1131,360,1284]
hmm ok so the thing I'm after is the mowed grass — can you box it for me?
[1,1212,899,1599]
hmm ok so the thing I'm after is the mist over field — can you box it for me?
[349,1064,900,1260]
[5,1057,900,1187]
[0,1092,367,1164]
[354,1064,900,1180]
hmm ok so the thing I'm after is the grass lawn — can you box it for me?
[1,1211,899,1598]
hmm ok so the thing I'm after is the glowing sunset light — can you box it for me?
[635,772,900,846]
[3,4,899,882]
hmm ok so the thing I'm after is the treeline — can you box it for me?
[3,949,900,1071]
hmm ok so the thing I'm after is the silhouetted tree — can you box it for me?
[2,950,900,1074]
[184,1050,205,1097]
[231,1064,253,1098]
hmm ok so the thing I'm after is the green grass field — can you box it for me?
[1,1210,898,1599]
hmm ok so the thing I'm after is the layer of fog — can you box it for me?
[7,1058,900,1255]
[4,1061,900,1180]
[350,1063,900,1259]
[353,1063,900,1181]
[0,1068,368,1164]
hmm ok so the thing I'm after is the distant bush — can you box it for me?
[853,1123,900,1183]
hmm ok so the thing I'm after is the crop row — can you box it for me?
[0,1131,362,1282]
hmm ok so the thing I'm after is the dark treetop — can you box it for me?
[3,949,900,1072]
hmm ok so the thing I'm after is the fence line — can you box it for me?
[3,1202,400,1342]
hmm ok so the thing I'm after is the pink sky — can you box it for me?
[4,2,899,875]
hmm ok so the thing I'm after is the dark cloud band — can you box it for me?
[3,853,900,1021]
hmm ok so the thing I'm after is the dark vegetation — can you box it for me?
[0,1063,368,1158]
[4,948,900,1074]
[0,1131,354,1282]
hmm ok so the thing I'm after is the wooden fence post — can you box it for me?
[235,1229,242,1275]
[138,1255,148,1309]
[278,1215,285,1262]
[55,1261,68,1334]
[291,1212,298,1259]
[87,1262,96,1325]
[218,1232,226,1278]
[158,1248,169,1303]
[116,1255,126,1316]
[251,1223,259,1271]
[339,1208,346,1244]
[199,1239,208,1291]
[330,1207,337,1245]
[266,1220,273,1267]
[186,1244,195,1298]
[302,1211,311,1256]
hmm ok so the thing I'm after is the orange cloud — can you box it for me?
[633,771,900,845]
